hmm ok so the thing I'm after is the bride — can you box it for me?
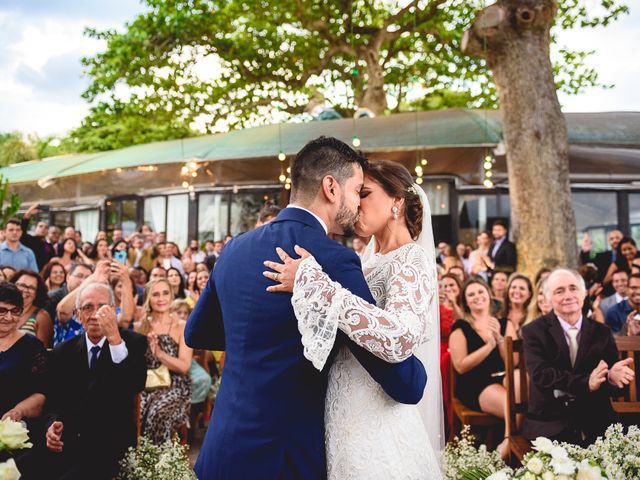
[265,160,443,479]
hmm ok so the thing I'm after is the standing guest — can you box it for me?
[448,265,466,284]
[449,278,518,456]
[190,269,210,303]
[136,279,192,444]
[436,242,448,265]
[49,238,88,272]
[501,273,534,337]
[352,237,366,257]
[0,282,48,479]
[111,239,130,265]
[255,205,282,228]
[196,262,210,274]
[41,261,67,292]
[605,273,640,335]
[440,273,465,322]
[109,261,136,329]
[224,234,233,245]
[149,266,167,281]
[0,219,38,272]
[94,231,107,242]
[10,270,53,348]
[604,237,640,284]
[469,231,492,280]
[157,231,167,244]
[154,242,185,276]
[86,238,111,266]
[529,277,553,320]
[443,244,464,272]
[182,257,196,276]
[128,235,154,271]
[20,204,55,270]
[522,268,634,445]
[112,228,123,244]
[74,231,82,245]
[186,239,206,264]
[167,267,189,300]
[45,282,148,480]
[488,220,517,275]
[585,229,623,274]
[212,240,224,259]
[186,270,197,296]
[456,243,471,274]
[48,226,61,256]
[130,266,148,289]
[632,262,640,275]
[596,270,628,322]
[139,224,156,248]
[491,271,509,305]
[534,267,552,286]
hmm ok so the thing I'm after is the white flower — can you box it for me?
[557,476,571,480]
[541,472,555,480]
[486,470,510,480]
[550,445,569,460]
[576,460,605,480]
[0,420,32,450]
[526,456,544,475]
[532,437,555,454]
[550,455,576,476]
[0,458,21,480]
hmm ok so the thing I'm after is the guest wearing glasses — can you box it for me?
[10,269,53,348]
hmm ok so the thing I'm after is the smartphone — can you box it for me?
[114,250,127,265]
[38,204,50,213]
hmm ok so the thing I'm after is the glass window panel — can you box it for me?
[572,192,617,253]
[421,182,449,215]
[74,210,100,244]
[458,194,504,245]
[144,196,167,234]
[166,194,189,251]
[630,193,640,246]
[198,193,229,243]
[121,199,139,238]
[105,200,118,234]
[230,191,280,235]
[52,211,72,229]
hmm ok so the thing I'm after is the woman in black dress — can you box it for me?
[0,282,48,478]
[449,278,517,456]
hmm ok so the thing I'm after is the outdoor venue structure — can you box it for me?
[1,109,639,251]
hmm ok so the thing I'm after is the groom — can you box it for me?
[185,137,427,479]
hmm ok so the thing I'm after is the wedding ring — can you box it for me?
[275,273,280,281]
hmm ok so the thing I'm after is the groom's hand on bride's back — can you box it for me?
[263,245,312,293]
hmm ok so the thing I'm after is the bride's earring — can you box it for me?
[391,206,398,220]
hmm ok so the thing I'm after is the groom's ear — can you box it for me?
[321,175,339,203]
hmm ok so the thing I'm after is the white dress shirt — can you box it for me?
[286,204,328,234]
[85,334,129,368]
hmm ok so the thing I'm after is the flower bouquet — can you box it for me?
[442,426,511,480]
[0,418,33,480]
[118,436,196,480]
[589,424,640,479]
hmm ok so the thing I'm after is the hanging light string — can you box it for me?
[351,1,361,147]
[411,4,424,185]
[480,0,494,189]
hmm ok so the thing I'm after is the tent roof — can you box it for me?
[1,109,639,185]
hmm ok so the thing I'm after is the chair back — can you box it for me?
[504,336,528,438]
[612,336,640,412]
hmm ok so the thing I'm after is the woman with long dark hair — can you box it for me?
[10,270,53,348]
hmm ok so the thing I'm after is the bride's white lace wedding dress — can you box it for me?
[292,242,442,480]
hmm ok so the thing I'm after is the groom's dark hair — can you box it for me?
[290,136,368,203]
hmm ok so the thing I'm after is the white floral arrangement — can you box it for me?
[118,436,196,480]
[589,424,640,480]
[0,418,33,480]
[442,426,510,480]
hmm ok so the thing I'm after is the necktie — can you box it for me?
[567,327,579,367]
[89,345,101,371]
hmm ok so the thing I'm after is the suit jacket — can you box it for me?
[599,293,622,319]
[489,238,517,273]
[521,312,619,442]
[20,218,55,271]
[185,207,427,480]
[46,329,147,479]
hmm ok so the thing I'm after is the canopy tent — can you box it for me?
[2,109,639,207]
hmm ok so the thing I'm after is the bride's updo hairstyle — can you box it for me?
[364,160,423,240]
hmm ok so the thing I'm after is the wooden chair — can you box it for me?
[449,360,502,447]
[611,336,640,414]
[504,336,531,463]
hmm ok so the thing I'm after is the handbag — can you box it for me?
[145,364,171,390]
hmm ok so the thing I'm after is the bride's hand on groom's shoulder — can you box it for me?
[263,245,312,293]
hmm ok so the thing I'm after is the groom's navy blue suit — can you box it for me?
[185,207,427,479]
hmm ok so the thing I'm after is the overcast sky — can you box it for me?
[0,1,638,138]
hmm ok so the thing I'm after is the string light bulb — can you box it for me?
[421,158,427,166]
[483,179,494,188]
[415,165,423,176]
[416,177,424,185]
[181,181,189,188]
[352,135,361,147]
[484,161,492,170]
[485,170,493,178]
[181,166,189,175]
[278,152,286,161]
[278,174,286,182]
[284,183,291,190]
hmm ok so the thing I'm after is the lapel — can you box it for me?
[574,317,595,370]
[73,334,90,385]
[271,207,326,234]
[547,313,571,368]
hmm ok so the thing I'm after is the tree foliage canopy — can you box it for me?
[75,0,628,150]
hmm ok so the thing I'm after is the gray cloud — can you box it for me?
[15,52,89,103]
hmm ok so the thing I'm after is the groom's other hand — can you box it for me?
[263,245,312,293]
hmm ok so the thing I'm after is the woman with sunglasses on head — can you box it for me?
[10,269,53,348]
[41,261,67,293]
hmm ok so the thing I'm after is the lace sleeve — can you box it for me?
[292,246,437,370]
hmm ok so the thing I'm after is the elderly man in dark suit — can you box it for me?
[522,268,634,445]
[45,282,147,480]
[488,219,516,275]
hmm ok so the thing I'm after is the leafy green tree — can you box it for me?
[0,136,37,166]
[78,0,628,146]
[0,174,22,226]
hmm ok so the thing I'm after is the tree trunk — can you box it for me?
[462,0,578,280]
[357,48,388,115]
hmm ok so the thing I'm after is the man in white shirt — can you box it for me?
[45,282,147,480]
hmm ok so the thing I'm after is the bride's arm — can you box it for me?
[289,245,436,368]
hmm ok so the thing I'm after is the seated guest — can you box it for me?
[449,278,518,456]
[45,282,147,480]
[447,265,465,284]
[49,238,91,273]
[190,269,210,303]
[41,261,67,292]
[606,273,640,335]
[86,239,111,266]
[148,266,167,281]
[167,267,189,300]
[136,279,192,444]
[529,277,553,320]
[491,271,508,305]
[534,267,551,286]
[501,273,533,337]
[469,231,492,281]
[522,268,634,445]
[0,283,48,479]
[10,270,53,348]
[594,270,628,323]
